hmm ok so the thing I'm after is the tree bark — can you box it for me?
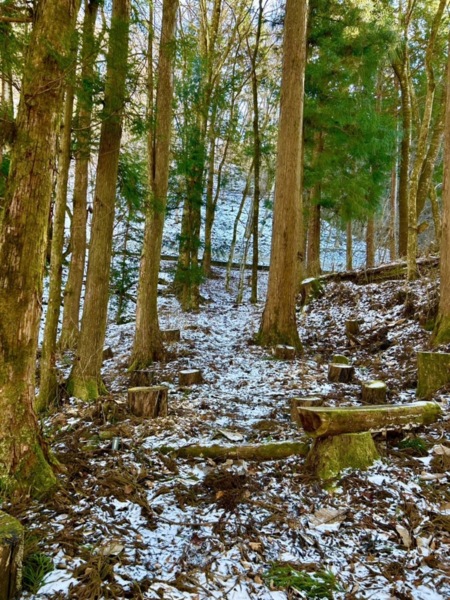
[128,386,168,418]
[60,0,100,350]
[69,0,130,400]
[296,402,442,438]
[38,84,75,413]
[432,32,450,345]
[346,220,353,271]
[130,0,178,369]
[0,511,24,599]
[259,0,308,350]
[0,0,78,496]
[366,215,375,269]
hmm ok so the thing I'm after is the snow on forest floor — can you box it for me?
[7,262,450,599]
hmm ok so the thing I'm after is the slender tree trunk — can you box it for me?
[346,220,353,271]
[416,114,445,219]
[203,108,217,277]
[259,0,308,350]
[130,0,179,369]
[68,0,130,400]
[37,84,74,413]
[0,0,78,497]
[115,212,131,324]
[432,33,450,345]
[389,161,398,262]
[60,0,100,350]
[366,215,375,269]
[430,184,442,245]
[306,131,323,277]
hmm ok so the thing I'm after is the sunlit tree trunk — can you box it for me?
[60,0,100,349]
[432,33,450,345]
[37,84,74,413]
[69,0,130,400]
[130,0,179,369]
[0,0,78,496]
[259,0,308,350]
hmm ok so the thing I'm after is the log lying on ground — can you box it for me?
[296,402,441,438]
[273,345,296,360]
[161,441,309,462]
[128,386,168,418]
[305,432,380,479]
[328,363,354,383]
[361,380,387,404]
[162,329,181,343]
[417,352,450,398]
[179,369,203,386]
[291,397,324,425]
[0,511,24,600]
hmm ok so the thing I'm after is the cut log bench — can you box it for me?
[128,386,168,418]
[294,402,442,479]
[0,511,24,600]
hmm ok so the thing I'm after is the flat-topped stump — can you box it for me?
[361,380,387,404]
[297,401,442,438]
[128,386,168,418]
[0,511,24,600]
[331,354,350,365]
[162,329,181,343]
[179,369,203,386]
[328,363,354,383]
[346,319,361,336]
[273,345,296,360]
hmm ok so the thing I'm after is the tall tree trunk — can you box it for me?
[366,215,375,269]
[130,0,179,369]
[60,0,100,350]
[259,0,308,350]
[306,131,323,277]
[68,0,130,400]
[346,220,353,272]
[432,32,450,345]
[37,84,74,413]
[389,161,398,262]
[202,107,217,277]
[416,114,445,219]
[0,0,78,497]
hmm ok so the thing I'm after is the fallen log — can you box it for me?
[296,402,442,438]
[161,441,309,462]
[0,511,24,600]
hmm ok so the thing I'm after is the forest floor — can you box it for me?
[8,261,450,599]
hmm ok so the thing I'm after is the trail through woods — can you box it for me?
[10,263,450,599]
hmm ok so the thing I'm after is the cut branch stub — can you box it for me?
[417,352,450,398]
[161,329,181,343]
[179,369,203,386]
[328,363,354,383]
[128,386,168,418]
[0,511,24,600]
[273,345,296,360]
[361,380,387,404]
[296,402,442,438]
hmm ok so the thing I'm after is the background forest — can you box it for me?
[1,0,450,598]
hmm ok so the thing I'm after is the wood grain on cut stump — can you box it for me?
[328,363,354,383]
[128,386,168,418]
[179,369,203,386]
[361,380,387,404]
[273,345,296,360]
[0,511,24,600]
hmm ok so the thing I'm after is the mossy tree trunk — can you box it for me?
[37,84,75,413]
[432,31,450,346]
[60,0,100,350]
[0,0,79,497]
[130,0,179,369]
[68,0,130,400]
[258,0,308,350]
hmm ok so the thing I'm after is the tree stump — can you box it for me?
[129,370,155,387]
[361,380,387,404]
[179,369,203,386]
[0,511,24,600]
[300,277,323,306]
[345,319,360,336]
[162,329,181,343]
[331,354,350,365]
[417,352,450,398]
[102,347,114,361]
[291,397,324,426]
[305,432,380,479]
[328,363,354,383]
[273,345,296,360]
[128,386,168,418]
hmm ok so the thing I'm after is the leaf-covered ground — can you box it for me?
[7,262,450,599]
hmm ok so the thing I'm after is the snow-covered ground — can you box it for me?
[10,262,450,599]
